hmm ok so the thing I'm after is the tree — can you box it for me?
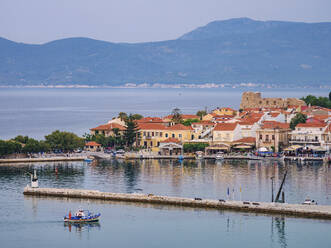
[124,114,139,148]
[22,138,42,153]
[181,118,199,126]
[290,113,307,130]
[131,114,143,120]
[301,95,331,108]
[196,110,207,120]
[14,135,29,144]
[171,108,182,124]
[183,143,209,153]
[0,140,22,157]
[45,130,85,152]
[118,112,128,121]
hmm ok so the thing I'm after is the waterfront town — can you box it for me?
[84,92,331,159]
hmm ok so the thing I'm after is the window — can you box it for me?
[156,132,158,136]
[152,132,154,136]
[144,141,147,147]
[179,134,182,138]
[172,134,175,138]
[191,135,194,140]
[260,134,262,140]
[147,132,150,137]
[150,141,153,146]
[274,101,276,104]
[157,142,160,146]
[266,134,269,141]
[143,132,146,136]
[160,132,163,137]
[272,135,275,140]
[165,133,168,138]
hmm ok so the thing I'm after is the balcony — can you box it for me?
[289,139,320,144]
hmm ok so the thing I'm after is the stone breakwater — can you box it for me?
[23,187,331,220]
[0,156,87,164]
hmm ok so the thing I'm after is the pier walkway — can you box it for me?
[24,187,331,220]
[0,156,87,164]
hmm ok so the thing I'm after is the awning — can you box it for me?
[206,146,230,150]
[258,147,268,152]
[312,147,326,151]
[234,145,253,149]
[284,145,303,151]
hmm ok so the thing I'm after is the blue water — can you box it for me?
[0,87,328,139]
[1,159,331,248]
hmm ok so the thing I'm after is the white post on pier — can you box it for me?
[31,169,39,188]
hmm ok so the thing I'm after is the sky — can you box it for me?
[1,0,331,44]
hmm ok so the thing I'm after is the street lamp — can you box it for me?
[271,176,275,202]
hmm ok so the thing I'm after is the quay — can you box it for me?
[0,156,87,164]
[24,186,331,220]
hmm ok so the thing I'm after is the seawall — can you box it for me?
[23,187,331,220]
[0,157,87,164]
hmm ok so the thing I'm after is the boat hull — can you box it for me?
[64,214,100,223]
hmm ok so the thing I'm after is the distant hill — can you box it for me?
[1,18,331,86]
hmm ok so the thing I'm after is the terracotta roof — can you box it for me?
[138,123,167,130]
[136,117,164,123]
[85,141,101,146]
[296,122,327,128]
[312,115,329,120]
[163,114,199,120]
[233,137,256,144]
[192,121,214,125]
[216,115,234,118]
[91,123,126,131]
[213,123,238,131]
[167,124,193,130]
[269,112,280,117]
[160,138,181,144]
[238,119,258,125]
[220,107,236,111]
[261,121,290,130]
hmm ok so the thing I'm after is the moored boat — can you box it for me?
[215,152,224,160]
[64,209,101,223]
[302,198,317,205]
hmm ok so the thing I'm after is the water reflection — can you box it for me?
[64,222,101,233]
[271,217,287,248]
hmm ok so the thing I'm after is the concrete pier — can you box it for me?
[0,156,87,164]
[23,186,331,220]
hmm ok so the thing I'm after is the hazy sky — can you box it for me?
[1,0,330,44]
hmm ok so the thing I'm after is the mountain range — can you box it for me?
[1,17,331,86]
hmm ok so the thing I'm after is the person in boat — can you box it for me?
[75,209,85,217]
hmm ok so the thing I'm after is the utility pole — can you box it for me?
[271,176,274,202]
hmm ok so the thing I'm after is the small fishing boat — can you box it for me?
[64,208,101,223]
[215,152,224,160]
[302,198,317,205]
[195,151,204,160]
[84,156,95,163]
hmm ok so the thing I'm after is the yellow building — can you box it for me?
[90,123,126,137]
[212,107,236,116]
[137,123,195,152]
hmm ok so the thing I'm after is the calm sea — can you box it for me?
[0,87,328,139]
[0,159,331,248]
